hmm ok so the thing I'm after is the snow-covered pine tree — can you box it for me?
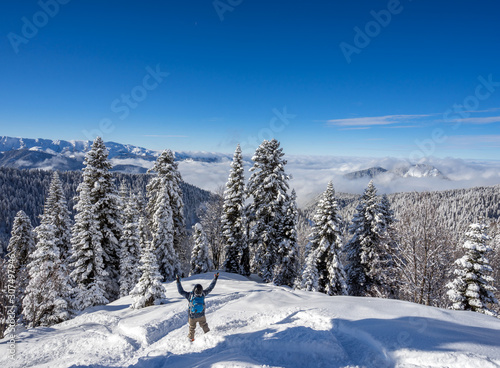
[70,182,109,310]
[376,194,399,298]
[273,189,300,287]
[247,139,291,282]
[222,144,248,275]
[147,149,184,281]
[119,196,141,297]
[305,182,347,295]
[6,210,35,321]
[447,223,498,317]
[130,242,166,308]
[298,245,320,291]
[41,172,73,263]
[22,222,72,328]
[190,223,213,275]
[344,180,385,297]
[74,137,122,301]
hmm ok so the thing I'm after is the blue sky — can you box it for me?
[1,0,499,160]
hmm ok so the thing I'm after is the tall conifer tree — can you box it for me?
[247,139,291,282]
[344,181,385,296]
[273,189,300,287]
[147,150,184,281]
[41,172,72,263]
[70,182,109,309]
[222,144,248,275]
[119,196,141,297]
[7,210,35,321]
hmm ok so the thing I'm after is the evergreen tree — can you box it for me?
[377,194,399,298]
[298,245,320,292]
[41,172,73,263]
[303,182,347,295]
[247,139,291,282]
[70,183,109,310]
[6,210,35,321]
[344,180,385,296]
[130,242,166,309]
[147,149,184,281]
[119,196,141,297]
[222,144,248,275]
[273,189,300,287]
[22,223,72,328]
[190,223,213,275]
[72,137,122,301]
[447,223,498,316]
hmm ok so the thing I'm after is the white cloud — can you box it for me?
[110,157,155,169]
[326,114,432,127]
[143,135,189,138]
[450,116,500,124]
[177,153,500,207]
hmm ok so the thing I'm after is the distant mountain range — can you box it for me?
[0,136,232,173]
[344,164,449,180]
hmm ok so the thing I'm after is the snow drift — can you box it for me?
[1,272,500,368]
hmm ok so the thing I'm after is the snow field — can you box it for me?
[1,272,500,368]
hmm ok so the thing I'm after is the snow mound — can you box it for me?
[1,272,500,368]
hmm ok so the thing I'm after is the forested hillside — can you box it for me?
[298,184,500,308]
[302,185,500,246]
[0,167,213,255]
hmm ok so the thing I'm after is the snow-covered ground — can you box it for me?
[2,272,500,368]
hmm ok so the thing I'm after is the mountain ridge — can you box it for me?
[344,164,449,180]
[0,136,233,173]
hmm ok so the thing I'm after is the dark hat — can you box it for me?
[194,284,203,296]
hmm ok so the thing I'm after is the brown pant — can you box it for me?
[188,315,210,340]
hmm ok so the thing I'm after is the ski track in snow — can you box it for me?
[1,273,500,368]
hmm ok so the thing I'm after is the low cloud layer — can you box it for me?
[177,155,500,207]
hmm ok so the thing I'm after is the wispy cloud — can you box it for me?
[326,114,433,128]
[338,127,371,131]
[143,134,189,138]
[463,107,500,113]
[449,116,500,124]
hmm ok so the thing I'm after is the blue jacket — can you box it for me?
[177,277,217,319]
